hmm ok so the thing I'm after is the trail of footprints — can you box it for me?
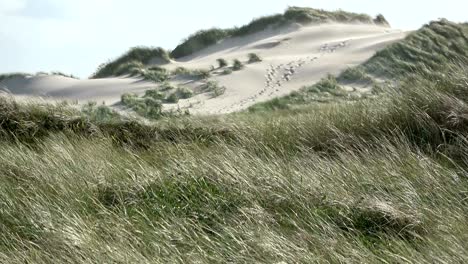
[222,40,349,112]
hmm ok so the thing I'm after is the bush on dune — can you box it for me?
[92,47,170,78]
[232,59,244,71]
[217,58,228,68]
[248,53,262,63]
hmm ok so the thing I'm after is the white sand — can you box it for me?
[1,75,155,105]
[1,23,408,114]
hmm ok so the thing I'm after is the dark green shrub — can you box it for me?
[374,14,390,26]
[160,82,176,92]
[121,93,139,106]
[165,93,179,104]
[221,69,233,75]
[171,29,232,58]
[232,59,244,71]
[81,102,119,121]
[248,53,262,63]
[114,61,144,77]
[217,58,228,68]
[144,89,165,100]
[176,87,194,99]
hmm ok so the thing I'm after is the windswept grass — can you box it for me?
[2,17,468,264]
[362,20,468,78]
[0,58,468,262]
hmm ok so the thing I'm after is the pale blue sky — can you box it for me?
[1,0,466,78]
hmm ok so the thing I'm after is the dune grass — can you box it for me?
[92,47,170,79]
[172,67,211,80]
[0,58,468,262]
[362,20,468,78]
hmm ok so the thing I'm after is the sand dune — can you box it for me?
[166,23,408,114]
[1,75,155,105]
[1,23,408,114]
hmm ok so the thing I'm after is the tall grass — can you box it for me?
[0,60,468,262]
[1,18,468,264]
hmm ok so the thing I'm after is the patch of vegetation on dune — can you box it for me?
[172,67,211,80]
[170,7,388,58]
[0,72,80,83]
[0,73,33,82]
[250,20,468,112]
[362,19,468,77]
[92,47,171,79]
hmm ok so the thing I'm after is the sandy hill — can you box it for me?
[0,7,406,115]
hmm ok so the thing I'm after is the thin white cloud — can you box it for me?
[0,0,26,14]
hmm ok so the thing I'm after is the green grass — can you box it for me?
[0,58,468,262]
[121,93,163,119]
[201,80,226,98]
[2,18,468,263]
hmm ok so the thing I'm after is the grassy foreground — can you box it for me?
[1,55,468,263]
